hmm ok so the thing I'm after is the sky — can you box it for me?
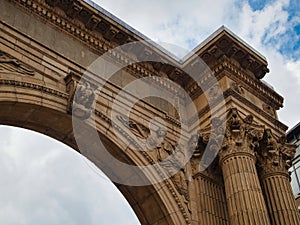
[1,0,299,224]
[0,126,140,225]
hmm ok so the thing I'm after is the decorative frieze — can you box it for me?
[230,81,244,95]
[0,50,34,76]
[262,104,276,117]
[0,78,67,98]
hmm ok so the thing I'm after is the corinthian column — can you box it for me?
[218,109,271,225]
[257,129,300,225]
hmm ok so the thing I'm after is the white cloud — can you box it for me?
[231,0,300,127]
[1,1,300,224]
[262,47,300,127]
[0,126,140,225]
[93,0,300,128]
[95,0,238,53]
[236,0,289,47]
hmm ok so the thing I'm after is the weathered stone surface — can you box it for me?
[0,0,298,225]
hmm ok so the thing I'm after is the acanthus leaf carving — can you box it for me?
[196,108,264,164]
[188,127,223,183]
[256,129,296,175]
[188,133,205,174]
[220,108,264,158]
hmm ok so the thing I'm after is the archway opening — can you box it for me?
[0,125,141,225]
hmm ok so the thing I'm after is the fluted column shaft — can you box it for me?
[260,171,300,225]
[220,152,271,225]
[257,129,300,225]
[195,174,229,225]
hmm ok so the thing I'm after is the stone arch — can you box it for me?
[1,1,300,224]
[0,77,189,225]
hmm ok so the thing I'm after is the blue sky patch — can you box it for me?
[249,0,300,60]
[247,0,272,11]
[295,24,300,35]
[285,0,300,18]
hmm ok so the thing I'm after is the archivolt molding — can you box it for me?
[95,113,192,224]
[0,71,192,224]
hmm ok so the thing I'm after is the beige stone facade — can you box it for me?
[0,0,299,224]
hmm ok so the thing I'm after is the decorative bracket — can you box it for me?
[64,71,96,119]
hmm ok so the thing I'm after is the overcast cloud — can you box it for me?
[0,126,140,225]
[1,0,299,224]
[95,0,300,128]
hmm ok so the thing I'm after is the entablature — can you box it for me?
[9,0,284,112]
[4,0,289,138]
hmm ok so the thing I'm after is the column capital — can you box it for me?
[256,128,296,177]
[204,108,265,162]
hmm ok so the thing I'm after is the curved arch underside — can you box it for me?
[0,83,188,225]
[1,1,299,224]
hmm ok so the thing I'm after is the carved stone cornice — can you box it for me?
[218,56,283,109]
[44,0,132,47]
[11,0,283,113]
[256,129,296,177]
[187,56,283,110]
[187,88,287,134]
[11,0,183,94]
[196,31,269,79]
